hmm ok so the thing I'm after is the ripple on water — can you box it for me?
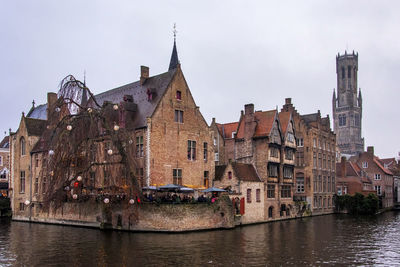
[0,213,400,266]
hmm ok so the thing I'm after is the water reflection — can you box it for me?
[0,212,399,266]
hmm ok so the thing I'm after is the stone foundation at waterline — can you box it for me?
[12,197,235,232]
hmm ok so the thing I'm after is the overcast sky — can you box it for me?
[1,1,399,158]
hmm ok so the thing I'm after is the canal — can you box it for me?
[1,212,399,266]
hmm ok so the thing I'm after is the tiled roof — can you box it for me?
[336,161,360,177]
[216,122,238,139]
[92,69,176,129]
[254,110,276,138]
[373,156,393,175]
[231,162,262,182]
[0,136,9,149]
[278,111,291,135]
[25,117,47,136]
[215,162,261,182]
[27,104,47,120]
[301,113,318,124]
[380,158,395,168]
[236,109,277,139]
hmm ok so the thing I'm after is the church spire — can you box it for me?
[80,71,88,108]
[168,23,179,71]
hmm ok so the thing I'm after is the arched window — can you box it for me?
[268,206,274,218]
[20,137,26,156]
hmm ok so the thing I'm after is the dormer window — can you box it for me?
[362,162,368,168]
[147,88,156,101]
[176,90,182,100]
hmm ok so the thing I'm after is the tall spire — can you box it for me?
[168,23,179,71]
[81,71,88,108]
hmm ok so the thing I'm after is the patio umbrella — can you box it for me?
[179,187,194,193]
[202,187,227,193]
[158,184,182,191]
[142,186,157,191]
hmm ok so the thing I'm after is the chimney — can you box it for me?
[140,66,149,85]
[244,104,254,115]
[340,156,347,178]
[285,98,291,105]
[212,118,216,124]
[367,146,374,155]
[47,92,57,119]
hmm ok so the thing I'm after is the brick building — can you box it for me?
[380,157,400,203]
[10,106,47,219]
[0,136,10,196]
[11,39,215,220]
[212,103,298,220]
[214,162,264,224]
[281,98,336,214]
[350,146,394,208]
[210,119,238,166]
[336,157,374,196]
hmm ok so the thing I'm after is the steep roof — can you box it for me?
[168,39,179,71]
[0,136,9,149]
[254,110,277,138]
[380,158,396,168]
[93,69,177,129]
[232,162,262,182]
[336,161,360,177]
[27,104,47,120]
[236,110,277,139]
[24,117,47,136]
[278,111,291,134]
[374,156,393,175]
[301,113,318,124]
[216,122,239,139]
[214,162,261,182]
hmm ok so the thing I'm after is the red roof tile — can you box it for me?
[278,111,291,134]
[254,110,276,138]
[373,156,393,175]
[216,122,239,139]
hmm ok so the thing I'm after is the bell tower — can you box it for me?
[332,51,364,155]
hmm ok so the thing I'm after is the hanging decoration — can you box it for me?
[38,74,142,213]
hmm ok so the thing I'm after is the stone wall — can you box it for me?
[13,197,235,232]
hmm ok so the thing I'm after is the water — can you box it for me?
[1,212,400,266]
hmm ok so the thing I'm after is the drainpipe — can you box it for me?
[29,152,33,221]
[146,118,151,186]
[9,130,14,214]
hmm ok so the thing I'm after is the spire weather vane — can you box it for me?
[173,23,177,40]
